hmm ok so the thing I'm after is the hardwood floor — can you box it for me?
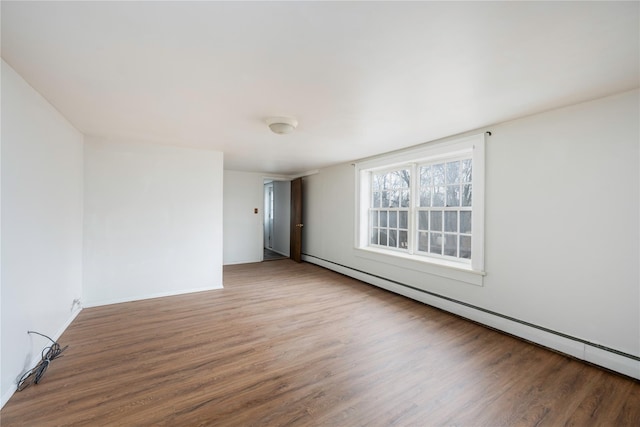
[2,260,639,426]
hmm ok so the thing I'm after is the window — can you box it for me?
[356,133,485,276]
[370,168,410,249]
[415,158,472,259]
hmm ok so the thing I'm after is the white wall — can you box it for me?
[302,90,640,377]
[223,170,264,265]
[83,137,223,306]
[272,180,291,256]
[1,60,84,406]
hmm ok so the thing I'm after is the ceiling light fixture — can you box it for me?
[266,116,298,135]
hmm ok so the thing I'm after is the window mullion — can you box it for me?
[408,163,417,255]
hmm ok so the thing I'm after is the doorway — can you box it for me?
[263,179,290,261]
[290,177,303,263]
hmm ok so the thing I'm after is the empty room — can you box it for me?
[1,1,639,425]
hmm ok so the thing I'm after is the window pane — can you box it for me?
[430,211,443,231]
[381,191,390,207]
[430,233,443,254]
[400,190,410,208]
[380,211,388,227]
[418,211,429,230]
[370,229,379,245]
[382,174,391,190]
[420,166,431,187]
[460,235,472,259]
[446,161,460,184]
[460,211,471,233]
[418,231,429,252]
[444,211,457,232]
[380,230,388,246]
[387,169,409,189]
[372,175,380,191]
[389,190,399,208]
[399,230,408,249]
[370,210,379,227]
[432,163,445,185]
[399,211,408,229]
[401,170,410,188]
[444,233,457,256]
[433,187,445,207]
[462,184,472,207]
[388,229,398,247]
[394,170,402,188]
[373,191,380,207]
[420,189,431,207]
[389,211,397,228]
[390,172,400,189]
[446,185,460,207]
[461,159,472,183]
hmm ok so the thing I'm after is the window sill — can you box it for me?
[354,247,485,286]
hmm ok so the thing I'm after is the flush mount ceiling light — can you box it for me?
[266,116,298,135]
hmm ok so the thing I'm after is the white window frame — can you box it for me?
[368,166,412,252]
[355,133,485,285]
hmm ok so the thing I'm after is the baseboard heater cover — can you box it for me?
[301,253,640,380]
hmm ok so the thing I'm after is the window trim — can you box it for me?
[368,165,411,251]
[355,133,485,283]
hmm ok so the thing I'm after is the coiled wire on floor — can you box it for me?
[17,331,68,391]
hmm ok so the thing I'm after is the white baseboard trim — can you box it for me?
[302,254,640,380]
[1,306,83,410]
[83,285,224,308]
[224,258,261,265]
[54,305,83,341]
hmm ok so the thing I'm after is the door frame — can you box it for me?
[262,177,292,260]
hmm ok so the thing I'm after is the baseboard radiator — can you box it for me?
[302,253,640,380]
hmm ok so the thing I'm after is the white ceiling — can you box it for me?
[2,1,638,175]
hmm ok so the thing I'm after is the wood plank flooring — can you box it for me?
[2,260,639,426]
